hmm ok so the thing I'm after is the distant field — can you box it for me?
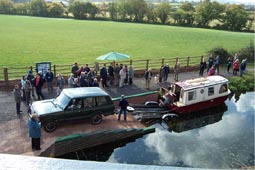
[0,14,253,67]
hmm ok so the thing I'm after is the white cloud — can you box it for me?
[234,92,255,113]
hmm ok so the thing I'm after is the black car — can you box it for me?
[29,87,115,132]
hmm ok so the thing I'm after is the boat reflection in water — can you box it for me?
[143,103,228,133]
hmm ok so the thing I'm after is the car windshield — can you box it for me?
[54,92,71,110]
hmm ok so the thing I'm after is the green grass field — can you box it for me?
[0,14,253,67]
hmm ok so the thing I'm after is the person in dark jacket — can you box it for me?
[118,95,129,121]
[13,84,22,114]
[199,57,206,76]
[71,62,79,78]
[45,69,54,92]
[100,64,108,88]
[28,113,41,151]
[108,63,114,85]
[163,64,170,81]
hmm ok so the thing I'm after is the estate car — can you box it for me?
[29,87,115,132]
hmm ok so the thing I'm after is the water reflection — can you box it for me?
[109,92,254,169]
[161,103,227,133]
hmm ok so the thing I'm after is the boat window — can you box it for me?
[208,87,214,96]
[219,84,228,93]
[188,91,196,101]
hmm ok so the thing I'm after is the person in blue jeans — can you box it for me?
[118,95,129,121]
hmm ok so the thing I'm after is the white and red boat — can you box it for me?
[162,75,230,114]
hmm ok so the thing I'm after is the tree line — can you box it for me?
[0,0,254,32]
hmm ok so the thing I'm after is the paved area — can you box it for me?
[0,67,252,155]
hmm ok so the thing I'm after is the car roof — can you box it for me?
[62,87,110,99]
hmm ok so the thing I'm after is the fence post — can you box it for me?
[3,68,8,82]
[186,56,190,72]
[161,58,164,66]
[146,59,149,70]
[130,60,132,66]
[53,65,56,76]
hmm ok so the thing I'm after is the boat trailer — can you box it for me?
[128,101,178,122]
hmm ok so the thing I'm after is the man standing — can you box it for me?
[214,55,220,74]
[71,62,79,78]
[13,84,22,114]
[144,68,153,90]
[28,114,41,151]
[100,64,108,88]
[118,95,129,122]
[45,69,54,92]
[174,60,180,82]
[108,62,114,85]
[114,63,120,86]
[163,64,170,81]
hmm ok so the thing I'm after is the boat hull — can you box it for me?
[169,95,228,115]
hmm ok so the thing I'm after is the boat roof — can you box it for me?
[62,87,110,99]
[175,75,228,91]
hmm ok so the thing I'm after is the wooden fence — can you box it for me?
[0,56,202,82]
[0,56,203,91]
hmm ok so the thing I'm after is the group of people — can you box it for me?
[14,69,66,115]
[158,61,181,84]
[198,54,247,77]
[69,62,135,89]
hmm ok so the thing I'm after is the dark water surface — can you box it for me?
[107,92,255,169]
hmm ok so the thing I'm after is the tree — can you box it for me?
[117,0,129,21]
[0,0,15,14]
[15,3,29,15]
[146,3,157,23]
[30,0,48,17]
[222,4,248,31]
[108,2,117,20]
[195,0,225,27]
[68,1,98,19]
[68,1,86,19]
[179,2,195,26]
[48,3,64,18]
[155,1,171,24]
[171,8,185,25]
[127,0,148,22]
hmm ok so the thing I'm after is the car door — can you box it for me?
[78,97,96,119]
[63,98,84,121]
[95,96,114,115]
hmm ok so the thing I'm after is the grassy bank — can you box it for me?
[228,70,255,101]
[0,14,253,66]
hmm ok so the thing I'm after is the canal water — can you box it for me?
[106,92,254,169]
[61,92,254,169]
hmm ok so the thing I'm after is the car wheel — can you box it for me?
[44,120,57,132]
[90,114,102,125]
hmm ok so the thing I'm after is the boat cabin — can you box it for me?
[164,75,229,114]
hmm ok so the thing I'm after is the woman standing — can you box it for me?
[28,114,41,151]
